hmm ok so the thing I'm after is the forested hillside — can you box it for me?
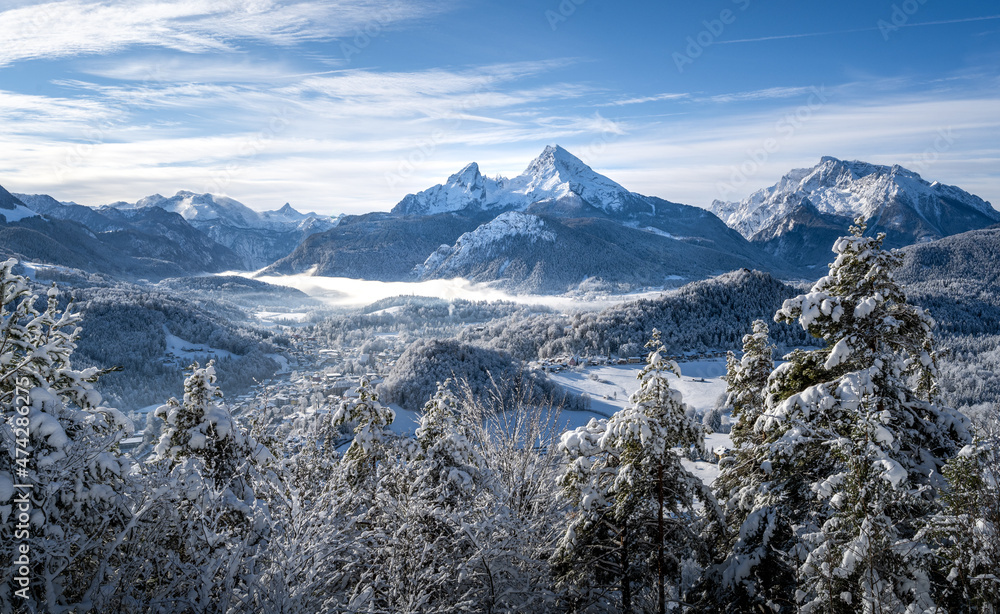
[460,269,816,360]
[62,284,286,409]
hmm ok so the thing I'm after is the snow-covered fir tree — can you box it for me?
[716,220,971,613]
[924,422,999,612]
[711,319,781,607]
[121,362,276,613]
[723,319,774,449]
[0,258,134,611]
[411,379,483,505]
[330,376,395,488]
[333,380,492,612]
[555,330,721,613]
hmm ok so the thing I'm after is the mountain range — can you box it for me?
[268,145,786,292]
[711,156,1000,270]
[1,189,336,279]
[105,191,338,269]
[2,146,997,292]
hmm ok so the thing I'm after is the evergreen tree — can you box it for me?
[123,362,276,613]
[724,319,774,449]
[711,320,781,611]
[925,423,1000,612]
[555,329,720,613]
[716,220,971,613]
[330,376,395,488]
[411,379,483,505]
[0,259,134,611]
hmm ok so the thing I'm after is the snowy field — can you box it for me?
[254,310,312,324]
[163,326,236,361]
[389,360,734,486]
[549,361,732,485]
[548,361,728,420]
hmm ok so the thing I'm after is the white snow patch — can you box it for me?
[164,326,236,362]
[1,203,39,223]
[255,311,311,323]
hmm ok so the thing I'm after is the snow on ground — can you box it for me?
[367,305,406,316]
[549,360,732,486]
[19,261,79,280]
[2,204,39,223]
[266,353,291,373]
[164,325,237,362]
[387,403,420,436]
[548,360,728,419]
[255,311,312,324]
[682,433,733,486]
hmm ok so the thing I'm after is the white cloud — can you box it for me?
[2,58,998,217]
[0,0,443,67]
[598,93,690,106]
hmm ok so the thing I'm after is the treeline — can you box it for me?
[378,337,587,413]
[309,296,551,348]
[61,283,286,409]
[460,269,816,360]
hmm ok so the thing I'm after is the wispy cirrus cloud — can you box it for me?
[701,86,824,104]
[716,14,1000,45]
[598,93,691,106]
[5,75,997,216]
[0,0,445,67]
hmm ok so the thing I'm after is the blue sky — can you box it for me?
[0,0,998,214]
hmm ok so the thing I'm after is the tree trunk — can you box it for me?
[658,462,666,614]
[621,520,632,614]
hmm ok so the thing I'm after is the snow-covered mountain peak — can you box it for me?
[390,160,500,215]
[260,202,311,224]
[121,190,259,227]
[391,145,639,216]
[712,157,998,240]
[499,145,631,212]
[451,162,482,186]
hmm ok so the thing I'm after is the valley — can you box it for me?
[2,145,997,613]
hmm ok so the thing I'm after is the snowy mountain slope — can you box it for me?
[712,157,998,240]
[392,145,644,216]
[106,191,338,269]
[264,212,483,280]
[2,185,243,279]
[414,211,556,279]
[392,162,500,215]
[897,225,1000,287]
[273,145,786,292]
[459,268,816,360]
[0,185,37,223]
[414,212,787,294]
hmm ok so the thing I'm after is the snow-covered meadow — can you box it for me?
[547,361,732,485]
